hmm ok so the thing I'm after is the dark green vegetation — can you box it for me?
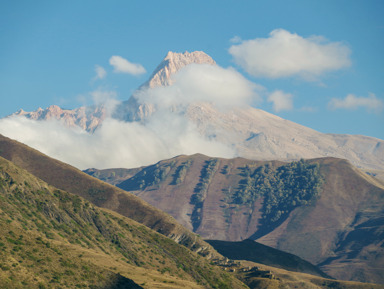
[84,154,384,285]
[0,156,246,289]
[191,159,220,230]
[228,159,323,236]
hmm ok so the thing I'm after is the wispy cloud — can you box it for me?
[109,55,146,75]
[229,29,351,80]
[230,35,242,43]
[328,93,384,113]
[93,65,107,80]
[267,90,293,112]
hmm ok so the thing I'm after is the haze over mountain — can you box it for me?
[1,51,383,171]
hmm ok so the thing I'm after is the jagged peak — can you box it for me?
[145,50,216,88]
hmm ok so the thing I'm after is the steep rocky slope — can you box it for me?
[85,154,384,284]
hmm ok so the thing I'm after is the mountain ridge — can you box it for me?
[85,153,384,284]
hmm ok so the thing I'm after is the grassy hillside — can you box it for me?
[0,156,246,288]
[0,134,219,258]
[84,154,384,285]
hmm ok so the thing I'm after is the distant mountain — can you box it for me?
[11,104,106,132]
[8,51,384,171]
[85,153,384,284]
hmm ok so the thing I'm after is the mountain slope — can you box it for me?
[0,134,219,259]
[0,155,247,288]
[185,102,384,170]
[85,154,384,284]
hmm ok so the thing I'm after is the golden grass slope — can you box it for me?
[0,134,219,258]
[0,155,246,288]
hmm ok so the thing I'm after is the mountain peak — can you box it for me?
[146,50,216,88]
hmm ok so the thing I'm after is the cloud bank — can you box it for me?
[328,93,384,113]
[0,115,234,170]
[109,55,146,75]
[229,29,351,79]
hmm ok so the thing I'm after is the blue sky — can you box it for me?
[1,0,383,139]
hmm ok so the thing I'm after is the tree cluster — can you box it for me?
[231,159,323,226]
[172,159,193,185]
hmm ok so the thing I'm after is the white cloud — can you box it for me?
[134,63,263,110]
[328,93,384,113]
[90,89,119,115]
[229,29,351,79]
[0,114,235,170]
[93,65,106,80]
[109,55,146,75]
[267,90,293,112]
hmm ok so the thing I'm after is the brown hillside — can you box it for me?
[86,154,384,285]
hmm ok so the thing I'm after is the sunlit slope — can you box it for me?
[0,134,219,257]
[86,154,384,284]
[0,156,246,289]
